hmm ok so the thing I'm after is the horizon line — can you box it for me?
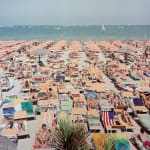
[1,24,150,26]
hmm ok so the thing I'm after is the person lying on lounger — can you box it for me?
[133,87,139,97]
[121,107,133,126]
[14,119,27,133]
[146,95,150,108]
[37,124,51,148]
[135,128,150,150]
[48,88,54,98]
[140,128,150,150]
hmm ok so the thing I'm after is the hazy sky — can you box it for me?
[0,0,150,25]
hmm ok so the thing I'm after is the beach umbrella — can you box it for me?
[0,135,17,150]
[30,48,51,56]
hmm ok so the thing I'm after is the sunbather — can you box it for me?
[48,88,54,98]
[25,80,30,88]
[37,124,51,148]
[121,107,133,126]
[14,119,27,133]
[139,128,150,150]
[134,128,150,150]
[146,95,150,108]
[133,87,139,97]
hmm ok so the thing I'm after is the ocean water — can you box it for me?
[0,25,150,41]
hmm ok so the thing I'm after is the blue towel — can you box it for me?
[108,111,114,120]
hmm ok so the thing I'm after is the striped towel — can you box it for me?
[102,111,115,127]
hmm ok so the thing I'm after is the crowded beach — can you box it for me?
[0,39,150,150]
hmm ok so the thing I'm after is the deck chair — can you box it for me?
[14,111,30,138]
[133,97,148,113]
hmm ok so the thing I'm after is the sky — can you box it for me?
[0,0,150,25]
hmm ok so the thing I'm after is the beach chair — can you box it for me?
[2,105,15,119]
[1,77,14,92]
[13,111,30,138]
[140,92,150,109]
[101,110,125,132]
[73,97,84,107]
[133,97,148,113]
[70,89,80,99]
[35,100,50,114]
[136,114,150,133]
[87,109,101,132]
[37,91,48,100]
[117,113,134,130]
[60,100,73,112]
[130,71,141,80]
[87,99,99,110]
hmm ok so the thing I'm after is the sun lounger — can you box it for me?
[59,93,69,101]
[14,111,30,138]
[87,110,101,132]
[137,114,150,133]
[140,92,150,109]
[85,92,99,100]
[58,88,69,94]
[2,106,15,118]
[118,114,134,130]
[130,72,141,80]
[101,111,116,131]
[1,77,14,92]
[87,99,99,110]
[72,107,85,115]
[37,92,48,100]
[133,97,148,113]
[99,100,113,111]
[35,100,49,113]
[61,100,73,111]
[56,75,65,82]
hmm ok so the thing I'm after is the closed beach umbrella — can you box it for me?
[30,48,51,56]
[0,135,17,150]
[118,46,134,53]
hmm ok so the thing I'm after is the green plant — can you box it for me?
[52,119,90,150]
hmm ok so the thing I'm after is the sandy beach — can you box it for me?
[0,40,150,150]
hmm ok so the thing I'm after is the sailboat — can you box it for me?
[102,24,105,31]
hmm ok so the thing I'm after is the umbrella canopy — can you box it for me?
[0,135,17,150]
[118,46,135,53]
[30,48,51,56]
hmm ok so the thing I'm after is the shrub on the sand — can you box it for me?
[52,119,90,150]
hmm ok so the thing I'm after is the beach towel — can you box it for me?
[21,101,34,115]
[102,111,115,127]
[3,107,15,118]
[133,98,144,106]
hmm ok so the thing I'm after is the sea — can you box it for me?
[0,25,150,42]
